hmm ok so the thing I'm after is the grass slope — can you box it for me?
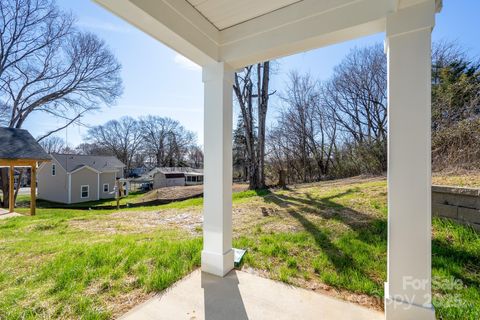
[1,179,479,319]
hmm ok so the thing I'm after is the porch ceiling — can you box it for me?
[185,0,302,30]
[94,0,441,68]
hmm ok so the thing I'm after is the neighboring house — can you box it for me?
[37,154,125,204]
[142,167,204,189]
[185,172,203,186]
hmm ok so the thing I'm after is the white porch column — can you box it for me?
[385,2,436,319]
[201,62,234,277]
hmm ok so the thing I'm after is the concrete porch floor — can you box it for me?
[120,269,384,320]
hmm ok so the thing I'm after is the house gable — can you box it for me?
[70,167,100,203]
[37,158,69,204]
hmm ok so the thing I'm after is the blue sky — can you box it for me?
[23,0,479,147]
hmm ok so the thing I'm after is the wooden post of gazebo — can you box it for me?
[9,165,14,213]
[0,128,51,216]
[30,164,37,216]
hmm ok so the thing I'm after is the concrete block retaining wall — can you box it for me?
[432,185,480,231]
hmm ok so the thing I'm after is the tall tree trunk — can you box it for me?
[257,62,270,189]
[14,169,25,200]
[233,62,272,190]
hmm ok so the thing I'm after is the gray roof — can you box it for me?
[51,154,125,173]
[0,127,50,161]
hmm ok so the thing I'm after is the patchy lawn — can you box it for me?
[1,177,479,319]
[233,178,480,320]
[0,189,265,319]
[433,171,480,188]
[0,210,201,319]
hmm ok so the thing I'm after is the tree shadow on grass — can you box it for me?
[264,189,387,245]
[287,210,357,272]
[432,238,480,288]
[262,188,480,302]
[262,189,387,288]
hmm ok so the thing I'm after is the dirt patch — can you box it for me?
[138,183,248,203]
[68,198,292,237]
[285,175,385,190]
[69,209,203,235]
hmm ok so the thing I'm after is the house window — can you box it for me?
[81,185,89,198]
[103,183,109,193]
[52,164,56,176]
[187,176,191,182]
[198,176,203,182]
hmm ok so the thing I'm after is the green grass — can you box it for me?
[1,182,479,319]
[0,189,270,319]
[16,191,146,209]
[16,188,269,211]
[233,181,480,319]
[0,208,201,319]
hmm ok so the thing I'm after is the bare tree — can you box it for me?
[187,145,204,169]
[233,61,274,189]
[321,44,387,173]
[140,115,196,167]
[268,72,336,183]
[0,0,122,208]
[75,142,110,155]
[38,136,65,153]
[86,117,143,173]
[0,0,122,133]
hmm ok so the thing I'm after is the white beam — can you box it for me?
[220,0,356,43]
[201,62,234,277]
[93,0,219,66]
[384,1,436,319]
[220,0,389,68]
[94,0,442,69]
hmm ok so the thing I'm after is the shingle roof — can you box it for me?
[51,154,125,173]
[0,127,50,161]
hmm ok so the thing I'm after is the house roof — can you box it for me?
[184,172,203,176]
[51,154,125,173]
[0,127,50,161]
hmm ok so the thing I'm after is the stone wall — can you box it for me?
[432,185,480,231]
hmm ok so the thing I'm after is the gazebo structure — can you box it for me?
[94,0,442,318]
[0,128,51,215]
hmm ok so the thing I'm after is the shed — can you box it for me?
[153,171,186,188]
[185,171,203,186]
[0,128,51,215]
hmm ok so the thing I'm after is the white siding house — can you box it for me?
[37,154,125,204]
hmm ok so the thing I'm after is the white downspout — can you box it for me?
[97,173,100,200]
[68,173,71,204]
